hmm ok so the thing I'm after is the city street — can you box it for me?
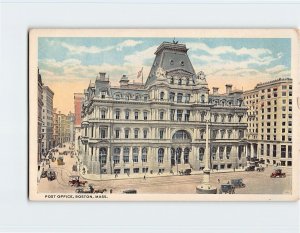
[37,144,292,195]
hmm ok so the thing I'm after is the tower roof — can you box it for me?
[145,41,196,87]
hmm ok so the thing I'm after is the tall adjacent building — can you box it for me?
[80,41,248,175]
[68,111,75,143]
[37,69,43,162]
[244,78,292,166]
[41,86,54,154]
[74,93,84,152]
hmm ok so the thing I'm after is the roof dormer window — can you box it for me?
[181,61,184,66]
[170,60,174,65]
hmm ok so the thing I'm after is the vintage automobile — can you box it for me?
[69,175,88,187]
[231,179,246,188]
[122,189,137,194]
[57,157,64,165]
[270,169,286,178]
[75,185,107,194]
[219,184,235,194]
[47,169,56,181]
[184,169,192,175]
[40,170,47,178]
[255,166,265,172]
[245,165,256,171]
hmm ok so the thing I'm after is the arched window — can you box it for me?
[227,130,232,139]
[158,148,164,163]
[135,94,140,100]
[199,147,205,161]
[171,148,175,166]
[184,148,190,164]
[142,147,147,162]
[160,92,165,100]
[101,110,106,119]
[133,147,139,163]
[99,147,107,165]
[172,130,191,140]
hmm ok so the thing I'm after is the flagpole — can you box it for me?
[142,70,143,85]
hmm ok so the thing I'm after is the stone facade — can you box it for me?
[74,93,84,153]
[80,42,248,175]
[37,69,43,162]
[244,78,292,166]
[41,85,54,154]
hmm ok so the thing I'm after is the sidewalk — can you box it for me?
[81,168,246,181]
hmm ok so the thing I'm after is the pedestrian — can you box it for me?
[143,175,146,180]
[48,164,51,169]
[218,178,220,183]
[110,189,113,194]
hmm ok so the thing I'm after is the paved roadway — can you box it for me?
[38,144,292,195]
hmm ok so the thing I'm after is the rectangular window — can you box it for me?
[133,168,139,173]
[281,145,286,158]
[125,111,129,120]
[125,129,129,139]
[288,145,292,158]
[159,129,164,139]
[185,110,190,122]
[170,109,175,121]
[261,144,264,155]
[134,111,139,120]
[160,111,164,120]
[134,129,139,139]
[143,130,147,139]
[282,135,285,141]
[273,145,276,157]
[115,110,120,119]
[143,111,147,120]
[267,144,270,156]
[177,110,183,121]
[115,130,120,139]
[100,129,106,139]
[101,110,106,119]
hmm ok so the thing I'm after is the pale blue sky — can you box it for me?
[38,37,291,113]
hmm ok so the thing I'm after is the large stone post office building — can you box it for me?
[80,41,248,175]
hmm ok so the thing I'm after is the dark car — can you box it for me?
[245,165,255,171]
[123,189,137,194]
[40,170,47,178]
[231,179,246,188]
[219,184,235,194]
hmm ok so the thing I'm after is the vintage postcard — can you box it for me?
[29,29,299,201]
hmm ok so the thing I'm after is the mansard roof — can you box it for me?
[145,42,196,87]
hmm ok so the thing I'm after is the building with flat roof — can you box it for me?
[244,77,292,166]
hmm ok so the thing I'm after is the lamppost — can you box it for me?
[196,112,217,194]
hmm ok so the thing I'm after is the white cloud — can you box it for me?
[59,39,143,54]
[116,40,143,51]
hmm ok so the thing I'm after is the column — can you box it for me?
[250,144,254,158]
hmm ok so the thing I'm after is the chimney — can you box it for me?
[226,84,232,94]
[212,87,219,95]
[119,74,129,87]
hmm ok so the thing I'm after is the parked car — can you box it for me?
[123,189,137,194]
[245,165,255,171]
[231,179,246,188]
[219,184,235,194]
[40,170,47,178]
[256,166,265,172]
[47,169,56,181]
[270,169,286,178]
